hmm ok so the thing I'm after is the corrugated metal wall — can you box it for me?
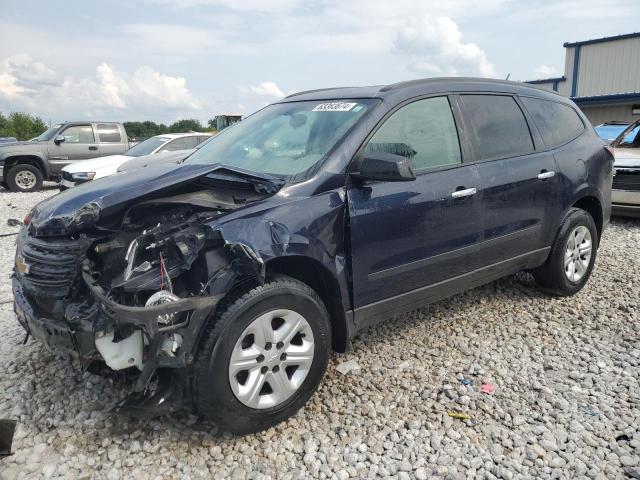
[575,37,640,97]
[580,104,639,125]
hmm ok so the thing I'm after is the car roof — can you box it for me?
[153,132,211,139]
[279,77,568,104]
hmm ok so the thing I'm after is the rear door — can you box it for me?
[96,123,126,156]
[47,124,99,173]
[347,95,483,312]
[456,94,563,265]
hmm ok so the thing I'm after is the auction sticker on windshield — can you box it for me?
[312,102,357,112]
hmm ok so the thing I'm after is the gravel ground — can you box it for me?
[0,187,639,480]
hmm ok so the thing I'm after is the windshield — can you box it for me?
[35,124,62,142]
[126,136,170,157]
[616,124,640,147]
[184,99,376,178]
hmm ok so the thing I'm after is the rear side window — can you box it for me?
[163,136,200,151]
[97,124,122,143]
[520,97,584,148]
[365,96,461,171]
[460,95,534,161]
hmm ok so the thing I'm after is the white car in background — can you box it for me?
[60,132,212,188]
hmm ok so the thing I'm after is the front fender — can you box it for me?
[0,150,49,176]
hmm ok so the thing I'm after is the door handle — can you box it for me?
[451,187,477,199]
[88,146,98,151]
[537,170,555,180]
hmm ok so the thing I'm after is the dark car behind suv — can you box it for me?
[12,78,613,433]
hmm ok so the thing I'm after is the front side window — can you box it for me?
[97,124,122,143]
[184,99,376,178]
[61,125,95,144]
[460,95,534,161]
[520,96,584,148]
[365,96,461,171]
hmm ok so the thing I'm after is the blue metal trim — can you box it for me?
[564,32,640,48]
[571,45,580,97]
[572,92,640,106]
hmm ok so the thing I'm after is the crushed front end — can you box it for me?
[12,179,268,417]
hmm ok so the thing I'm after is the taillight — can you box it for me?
[23,214,30,226]
[604,145,615,158]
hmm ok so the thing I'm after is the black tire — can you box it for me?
[533,208,598,296]
[6,164,44,192]
[1,180,8,190]
[193,277,331,434]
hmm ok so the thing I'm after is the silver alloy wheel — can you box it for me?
[15,170,37,190]
[228,308,315,409]
[564,225,592,283]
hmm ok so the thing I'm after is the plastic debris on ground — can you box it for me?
[459,378,474,386]
[397,361,411,370]
[336,359,361,375]
[447,412,471,420]
[480,383,496,394]
[6,218,21,227]
[0,419,17,457]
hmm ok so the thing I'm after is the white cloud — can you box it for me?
[144,0,298,13]
[0,55,201,121]
[248,81,285,98]
[533,64,560,79]
[394,16,495,77]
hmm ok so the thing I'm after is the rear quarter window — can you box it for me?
[97,124,122,143]
[459,94,534,161]
[520,96,584,148]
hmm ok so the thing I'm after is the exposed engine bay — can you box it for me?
[14,177,273,417]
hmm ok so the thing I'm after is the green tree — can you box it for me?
[169,118,203,133]
[0,112,48,140]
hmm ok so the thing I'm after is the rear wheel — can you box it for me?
[193,277,331,434]
[6,164,43,192]
[533,208,598,296]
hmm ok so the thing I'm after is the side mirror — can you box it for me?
[351,152,416,182]
[54,135,65,145]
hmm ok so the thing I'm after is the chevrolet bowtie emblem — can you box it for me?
[15,255,30,275]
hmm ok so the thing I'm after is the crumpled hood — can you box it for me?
[63,155,132,174]
[30,163,223,236]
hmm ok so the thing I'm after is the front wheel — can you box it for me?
[6,164,44,192]
[533,208,598,296]
[193,277,331,434]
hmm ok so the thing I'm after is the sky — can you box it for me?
[1,0,639,125]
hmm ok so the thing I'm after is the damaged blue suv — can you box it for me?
[13,78,613,433]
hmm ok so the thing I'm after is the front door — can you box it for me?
[48,124,99,173]
[347,96,484,324]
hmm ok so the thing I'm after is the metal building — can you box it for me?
[527,32,640,125]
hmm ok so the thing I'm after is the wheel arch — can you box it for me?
[3,155,48,178]
[265,255,351,353]
[572,195,603,244]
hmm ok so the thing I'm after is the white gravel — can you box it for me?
[0,187,639,480]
